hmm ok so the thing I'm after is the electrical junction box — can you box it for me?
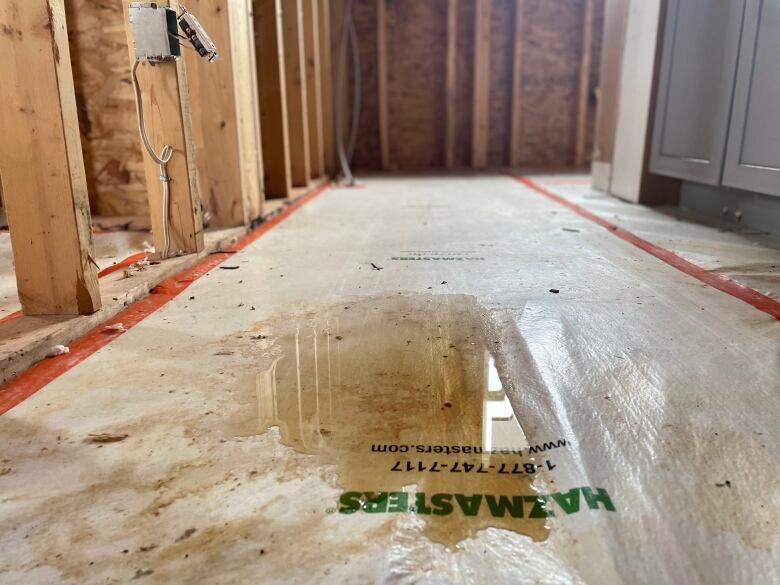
[129,2,181,62]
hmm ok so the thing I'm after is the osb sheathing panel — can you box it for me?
[487,0,515,167]
[386,0,448,170]
[517,0,582,168]
[350,0,381,170]
[66,0,149,217]
[352,0,603,171]
[454,0,476,168]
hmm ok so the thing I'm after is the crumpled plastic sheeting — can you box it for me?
[496,301,778,585]
[386,516,590,585]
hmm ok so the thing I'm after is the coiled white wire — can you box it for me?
[131,60,173,259]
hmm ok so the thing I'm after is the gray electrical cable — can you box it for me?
[347,10,360,162]
[335,0,361,186]
[131,60,173,259]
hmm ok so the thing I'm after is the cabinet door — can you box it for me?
[723,0,780,197]
[649,0,745,184]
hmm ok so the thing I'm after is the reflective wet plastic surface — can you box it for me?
[2,175,777,584]
[230,294,550,546]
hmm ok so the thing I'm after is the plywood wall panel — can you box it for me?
[386,0,448,169]
[350,0,381,170]
[66,0,148,217]
[516,0,582,168]
[487,0,515,167]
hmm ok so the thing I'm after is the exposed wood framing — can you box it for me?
[303,0,325,179]
[472,0,492,169]
[230,0,265,217]
[343,1,603,172]
[254,0,292,198]
[575,0,595,167]
[185,0,263,227]
[0,175,6,228]
[0,0,101,315]
[282,0,311,187]
[122,0,204,255]
[319,0,335,175]
[377,0,390,170]
[509,0,525,168]
[445,0,458,170]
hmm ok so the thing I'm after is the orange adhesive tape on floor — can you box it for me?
[0,252,150,327]
[512,176,780,321]
[0,184,330,416]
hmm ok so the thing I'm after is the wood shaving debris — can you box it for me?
[87,433,129,444]
[175,528,197,542]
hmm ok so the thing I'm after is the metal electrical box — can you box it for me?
[129,2,181,62]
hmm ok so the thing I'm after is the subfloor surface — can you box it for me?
[0,175,778,585]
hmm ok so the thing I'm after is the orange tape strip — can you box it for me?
[513,175,780,321]
[0,253,149,328]
[0,184,330,415]
[97,251,149,278]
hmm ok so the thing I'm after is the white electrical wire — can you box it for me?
[131,60,173,259]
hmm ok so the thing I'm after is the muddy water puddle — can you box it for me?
[231,294,552,546]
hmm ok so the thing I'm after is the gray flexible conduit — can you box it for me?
[335,0,361,186]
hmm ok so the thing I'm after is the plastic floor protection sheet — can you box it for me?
[0,175,777,585]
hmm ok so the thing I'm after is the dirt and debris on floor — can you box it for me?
[0,175,777,585]
[223,293,582,547]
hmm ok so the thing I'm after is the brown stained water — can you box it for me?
[233,294,551,546]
